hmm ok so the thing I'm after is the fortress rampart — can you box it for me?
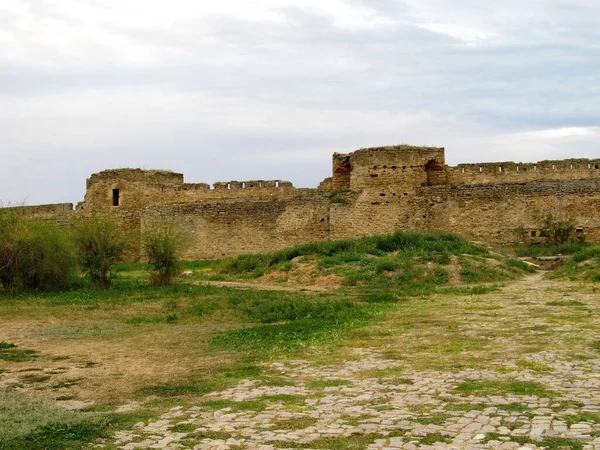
[8,145,600,259]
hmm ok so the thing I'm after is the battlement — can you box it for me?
[87,169,184,188]
[448,158,600,186]
[212,180,294,190]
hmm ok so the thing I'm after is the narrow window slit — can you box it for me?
[112,189,120,206]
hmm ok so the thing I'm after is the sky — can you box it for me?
[1,0,599,205]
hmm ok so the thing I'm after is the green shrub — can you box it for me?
[142,221,187,285]
[425,268,449,284]
[0,210,77,291]
[540,214,576,245]
[73,215,127,288]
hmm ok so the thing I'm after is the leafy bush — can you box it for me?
[0,210,77,291]
[540,214,576,245]
[73,215,127,288]
[142,221,187,285]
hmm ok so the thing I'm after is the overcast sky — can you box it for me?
[1,0,599,205]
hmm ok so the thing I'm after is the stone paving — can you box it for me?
[101,275,600,449]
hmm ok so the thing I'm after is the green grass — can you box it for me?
[0,389,118,450]
[211,230,528,292]
[515,359,552,372]
[563,412,600,426]
[548,245,600,281]
[484,433,584,449]
[308,379,350,389]
[514,242,589,257]
[419,432,451,445]
[456,380,554,398]
[272,417,319,430]
[0,342,38,362]
[136,363,262,398]
[199,399,269,412]
[268,430,407,449]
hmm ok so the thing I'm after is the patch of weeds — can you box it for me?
[389,377,414,385]
[259,394,305,407]
[381,350,403,360]
[485,433,584,450]
[362,293,398,303]
[359,366,406,378]
[0,342,38,362]
[214,312,379,352]
[541,437,584,450]
[308,379,350,389]
[439,285,500,295]
[125,314,178,325]
[589,340,600,353]
[51,356,71,361]
[515,359,552,372]
[200,399,268,412]
[443,403,487,412]
[272,417,319,430]
[50,379,81,389]
[169,423,199,433]
[20,374,51,384]
[340,414,373,425]
[191,430,233,440]
[546,301,586,307]
[269,430,407,449]
[186,300,217,317]
[456,380,555,398]
[419,432,451,445]
[507,259,536,273]
[0,389,116,449]
[415,413,450,425]
[138,363,262,398]
[261,378,295,387]
[563,412,600,426]
[500,403,531,413]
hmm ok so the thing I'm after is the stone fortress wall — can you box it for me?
[10,145,600,259]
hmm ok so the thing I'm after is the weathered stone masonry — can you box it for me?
[11,145,600,259]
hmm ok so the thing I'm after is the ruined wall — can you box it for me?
[329,145,444,239]
[1,203,74,226]
[79,168,296,259]
[14,144,600,261]
[423,179,600,244]
[448,159,600,186]
[142,193,330,259]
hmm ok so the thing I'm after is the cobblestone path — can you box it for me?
[103,274,600,449]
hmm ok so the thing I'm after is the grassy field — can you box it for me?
[0,231,544,449]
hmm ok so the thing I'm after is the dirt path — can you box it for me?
[101,274,600,449]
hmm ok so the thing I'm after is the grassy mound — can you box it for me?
[215,231,534,291]
[548,245,600,282]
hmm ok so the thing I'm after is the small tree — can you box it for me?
[0,210,77,291]
[73,215,127,288]
[142,221,187,285]
[540,214,575,245]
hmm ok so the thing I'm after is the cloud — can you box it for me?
[0,0,599,205]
